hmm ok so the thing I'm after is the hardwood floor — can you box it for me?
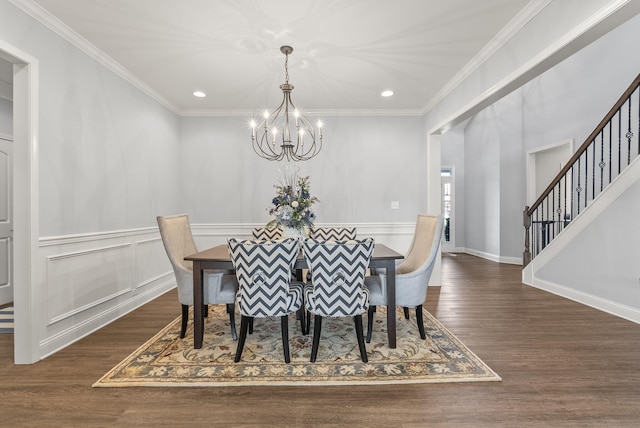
[2,253,640,427]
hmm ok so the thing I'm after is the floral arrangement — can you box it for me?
[266,168,318,232]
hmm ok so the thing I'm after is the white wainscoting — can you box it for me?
[34,222,415,359]
[37,227,175,358]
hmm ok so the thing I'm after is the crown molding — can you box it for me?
[9,0,180,114]
[421,0,551,114]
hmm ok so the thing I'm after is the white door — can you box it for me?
[0,135,12,306]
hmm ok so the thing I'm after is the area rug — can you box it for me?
[94,306,500,387]
[0,306,13,334]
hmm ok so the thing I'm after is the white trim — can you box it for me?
[47,243,131,261]
[527,277,640,325]
[463,247,500,263]
[499,256,523,265]
[40,227,157,247]
[460,247,522,265]
[39,222,418,246]
[136,271,173,290]
[47,288,131,326]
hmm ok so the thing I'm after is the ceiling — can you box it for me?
[16,0,534,114]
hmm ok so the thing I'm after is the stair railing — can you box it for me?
[523,73,640,266]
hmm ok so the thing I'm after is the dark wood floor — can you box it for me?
[2,253,640,427]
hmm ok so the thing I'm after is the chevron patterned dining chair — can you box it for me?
[365,214,443,342]
[251,226,283,241]
[228,238,305,363]
[302,238,374,363]
[305,227,358,282]
[309,227,357,241]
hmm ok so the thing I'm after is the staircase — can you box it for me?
[523,73,640,265]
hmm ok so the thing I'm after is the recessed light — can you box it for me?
[193,90,206,98]
[381,90,394,97]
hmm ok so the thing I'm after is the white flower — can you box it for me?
[291,201,299,208]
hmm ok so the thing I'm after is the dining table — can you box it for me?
[185,242,404,349]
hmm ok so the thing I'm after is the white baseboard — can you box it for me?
[527,277,640,325]
[458,248,522,265]
[462,247,501,263]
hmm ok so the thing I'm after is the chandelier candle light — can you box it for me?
[250,46,323,162]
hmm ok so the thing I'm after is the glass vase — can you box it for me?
[282,226,305,242]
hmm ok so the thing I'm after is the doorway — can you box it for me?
[527,139,574,205]
[0,42,39,363]
[441,167,454,253]
[0,134,12,307]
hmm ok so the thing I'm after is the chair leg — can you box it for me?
[297,307,307,335]
[354,314,368,363]
[281,315,291,363]
[227,304,237,340]
[366,306,376,343]
[305,309,312,335]
[310,314,323,363]
[415,305,426,340]
[234,315,251,363]
[204,304,209,318]
[180,304,189,339]
[249,317,254,334]
[403,307,410,319]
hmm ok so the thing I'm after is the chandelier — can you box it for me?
[250,46,323,162]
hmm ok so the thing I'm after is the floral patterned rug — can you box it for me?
[93,306,500,387]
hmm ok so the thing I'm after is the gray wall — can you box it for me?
[179,115,427,225]
[464,105,502,257]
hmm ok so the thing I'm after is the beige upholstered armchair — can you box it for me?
[365,214,443,341]
[157,214,238,340]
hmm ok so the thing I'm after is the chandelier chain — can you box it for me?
[284,52,289,84]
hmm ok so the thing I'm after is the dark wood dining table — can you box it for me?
[185,243,404,349]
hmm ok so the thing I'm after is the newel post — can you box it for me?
[523,206,531,266]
